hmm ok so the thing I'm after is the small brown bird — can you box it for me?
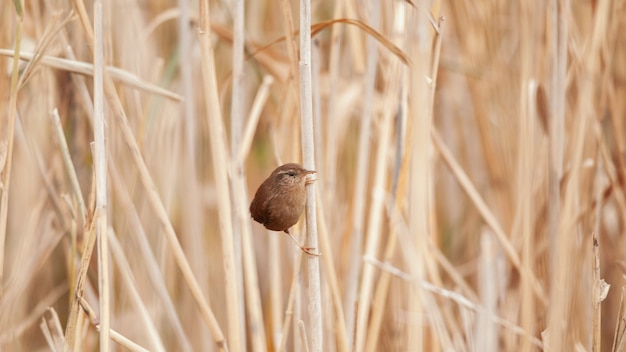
[250,163,320,256]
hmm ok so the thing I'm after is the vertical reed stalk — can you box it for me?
[345,1,379,342]
[198,0,240,351]
[92,3,110,350]
[299,0,322,350]
[230,0,249,349]
[0,0,23,300]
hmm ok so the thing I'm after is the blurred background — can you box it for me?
[0,0,625,351]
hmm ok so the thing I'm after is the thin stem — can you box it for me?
[299,0,322,349]
[93,3,110,350]
[198,1,240,351]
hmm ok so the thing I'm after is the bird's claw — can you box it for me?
[301,247,322,257]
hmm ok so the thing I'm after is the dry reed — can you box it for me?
[0,0,625,351]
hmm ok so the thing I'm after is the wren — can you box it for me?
[250,163,320,256]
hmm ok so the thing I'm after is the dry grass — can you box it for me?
[1,0,625,351]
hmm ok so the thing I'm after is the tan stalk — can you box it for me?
[475,233,498,351]
[353,65,395,352]
[197,1,241,351]
[0,0,23,300]
[229,0,255,349]
[78,297,150,352]
[0,49,182,101]
[278,250,306,351]
[300,0,323,350]
[92,4,110,350]
[345,0,379,342]
[235,77,272,351]
[315,186,349,352]
[592,156,603,352]
[516,4,539,348]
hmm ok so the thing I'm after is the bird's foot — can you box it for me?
[300,246,322,257]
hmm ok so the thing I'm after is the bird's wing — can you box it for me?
[250,182,273,223]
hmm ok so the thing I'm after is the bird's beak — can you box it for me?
[305,170,316,185]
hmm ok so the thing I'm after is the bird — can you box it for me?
[249,163,320,256]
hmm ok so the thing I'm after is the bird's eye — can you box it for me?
[288,171,296,177]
